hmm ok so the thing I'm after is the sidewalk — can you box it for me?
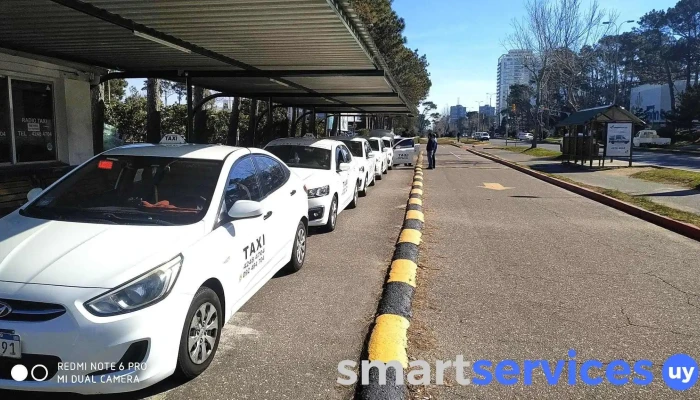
[475,146,700,215]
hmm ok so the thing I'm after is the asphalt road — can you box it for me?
[1,165,415,400]
[410,146,700,398]
[489,139,700,172]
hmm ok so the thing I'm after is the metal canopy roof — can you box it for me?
[0,0,414,115]
[557,105,645,127]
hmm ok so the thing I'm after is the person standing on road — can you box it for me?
[427,133,437,169]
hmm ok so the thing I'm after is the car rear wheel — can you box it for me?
[360,174,369,196]
[348,183,359,209]
[324,195,338,232]
[286,220,307,272]
[176,287,223,379]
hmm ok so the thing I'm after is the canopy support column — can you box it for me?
[186,74,193,142]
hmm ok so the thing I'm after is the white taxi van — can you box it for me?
[0,134,308,394]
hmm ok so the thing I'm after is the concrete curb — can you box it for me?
[465,147,700,242]
[359,153,425,400]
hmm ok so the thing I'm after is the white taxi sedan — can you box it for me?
[337,137,376,196]
[0,137,308,394]
[367,137,388,179]
[265,138,360,232]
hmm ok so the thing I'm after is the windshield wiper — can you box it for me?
[101,212,175,226]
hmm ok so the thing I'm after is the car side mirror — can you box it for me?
[339,163,351,172]
[367,152,375,159]
[228,200,263,220]
[382,147,389,152]
[27,188,43,202]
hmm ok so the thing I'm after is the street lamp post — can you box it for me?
[475,101,483,132]
[602,20,635,105]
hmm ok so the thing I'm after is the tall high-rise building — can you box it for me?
[496,50,534,120]
[479,105,496,117]
[449,104,467,123]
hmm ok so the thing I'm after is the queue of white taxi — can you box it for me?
[0,133,417,395]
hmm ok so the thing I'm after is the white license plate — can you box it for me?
[0,333,21,359]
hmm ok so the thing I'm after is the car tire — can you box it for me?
[382,163,388,174]
[324,195,338,232]
[348,182,359,209]
[376,172,382,181]
[388,163,393,170]
[360,174,369,197]
[176,287,223,380]
[285,220,307,273]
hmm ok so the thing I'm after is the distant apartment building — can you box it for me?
[449,104,467,123]
[496,50,534,121]
[479,105,496,117]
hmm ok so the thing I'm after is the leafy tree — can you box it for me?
[665,83,700,132]
[105,87,147,143]
[104,78,127,104]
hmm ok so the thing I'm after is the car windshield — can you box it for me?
[339,141,363,157]
[22,155,223,226]
[369,140,380,151]
[266,145,331,170]
[382,139,391,148]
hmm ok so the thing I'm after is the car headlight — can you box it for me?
[85,255,182,316]
[307,185,330,198]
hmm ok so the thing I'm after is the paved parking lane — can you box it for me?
[0,166,415,400]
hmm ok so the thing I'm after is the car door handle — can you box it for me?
[290,190,297,196]
[263,211,273,220]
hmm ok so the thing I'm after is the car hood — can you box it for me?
[290,168,335,188]
[0,212,205,289]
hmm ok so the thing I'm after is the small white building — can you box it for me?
[0,49,103,213]
[629,80,687,124]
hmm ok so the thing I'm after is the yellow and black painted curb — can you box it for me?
[359,153,425,400]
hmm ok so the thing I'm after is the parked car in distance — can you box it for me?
[479,132,490,141]
[517,132,534,141]
[0,134,308,394]
[380,136,395,170]
[632,130,671,147]
[367,137,388,178]
[393,137,418,166]
[337,137,376,196]
[265,138,360,232]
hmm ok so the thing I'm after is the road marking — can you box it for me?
[479,182,514,191]
[450,151,463,159]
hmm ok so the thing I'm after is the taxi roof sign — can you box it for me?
[160,134,187,145]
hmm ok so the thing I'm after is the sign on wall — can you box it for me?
[606,123,633,157]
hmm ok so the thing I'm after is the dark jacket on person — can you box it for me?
[426,137,438,152]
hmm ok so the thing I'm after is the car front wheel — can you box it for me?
[348,182,359,209]
[177,287,223,379]
[360,174,369,196]
[324,195,338,232]
[286,220,307,272]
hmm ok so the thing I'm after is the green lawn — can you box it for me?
[630,168,700,190]
[547,175,700,228]
[495,146,562,158]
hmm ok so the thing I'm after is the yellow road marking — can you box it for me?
[388,259,417,287]
[479,182,513,191]
[367,314,410,367]
[405,210,424,222]
[399,229,422,245]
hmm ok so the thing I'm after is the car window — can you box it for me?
[335,147,343,170]
[22,156,222,225]
[369,139,380,151]
[266,145,331,170]
[382,139,391,148]
[224,156,262,210]
[340,145,352,163]
[395,139,415,148]
[253,155,289,197]
[339,140,363,157]
[364,142,372,157]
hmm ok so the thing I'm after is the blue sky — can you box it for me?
[393,0,678,114]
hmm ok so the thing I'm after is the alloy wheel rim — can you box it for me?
[331,201,337,227]
[296,227,306,264]
[188,302,218,365]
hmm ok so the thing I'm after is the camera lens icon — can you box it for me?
[11,364,49,382]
